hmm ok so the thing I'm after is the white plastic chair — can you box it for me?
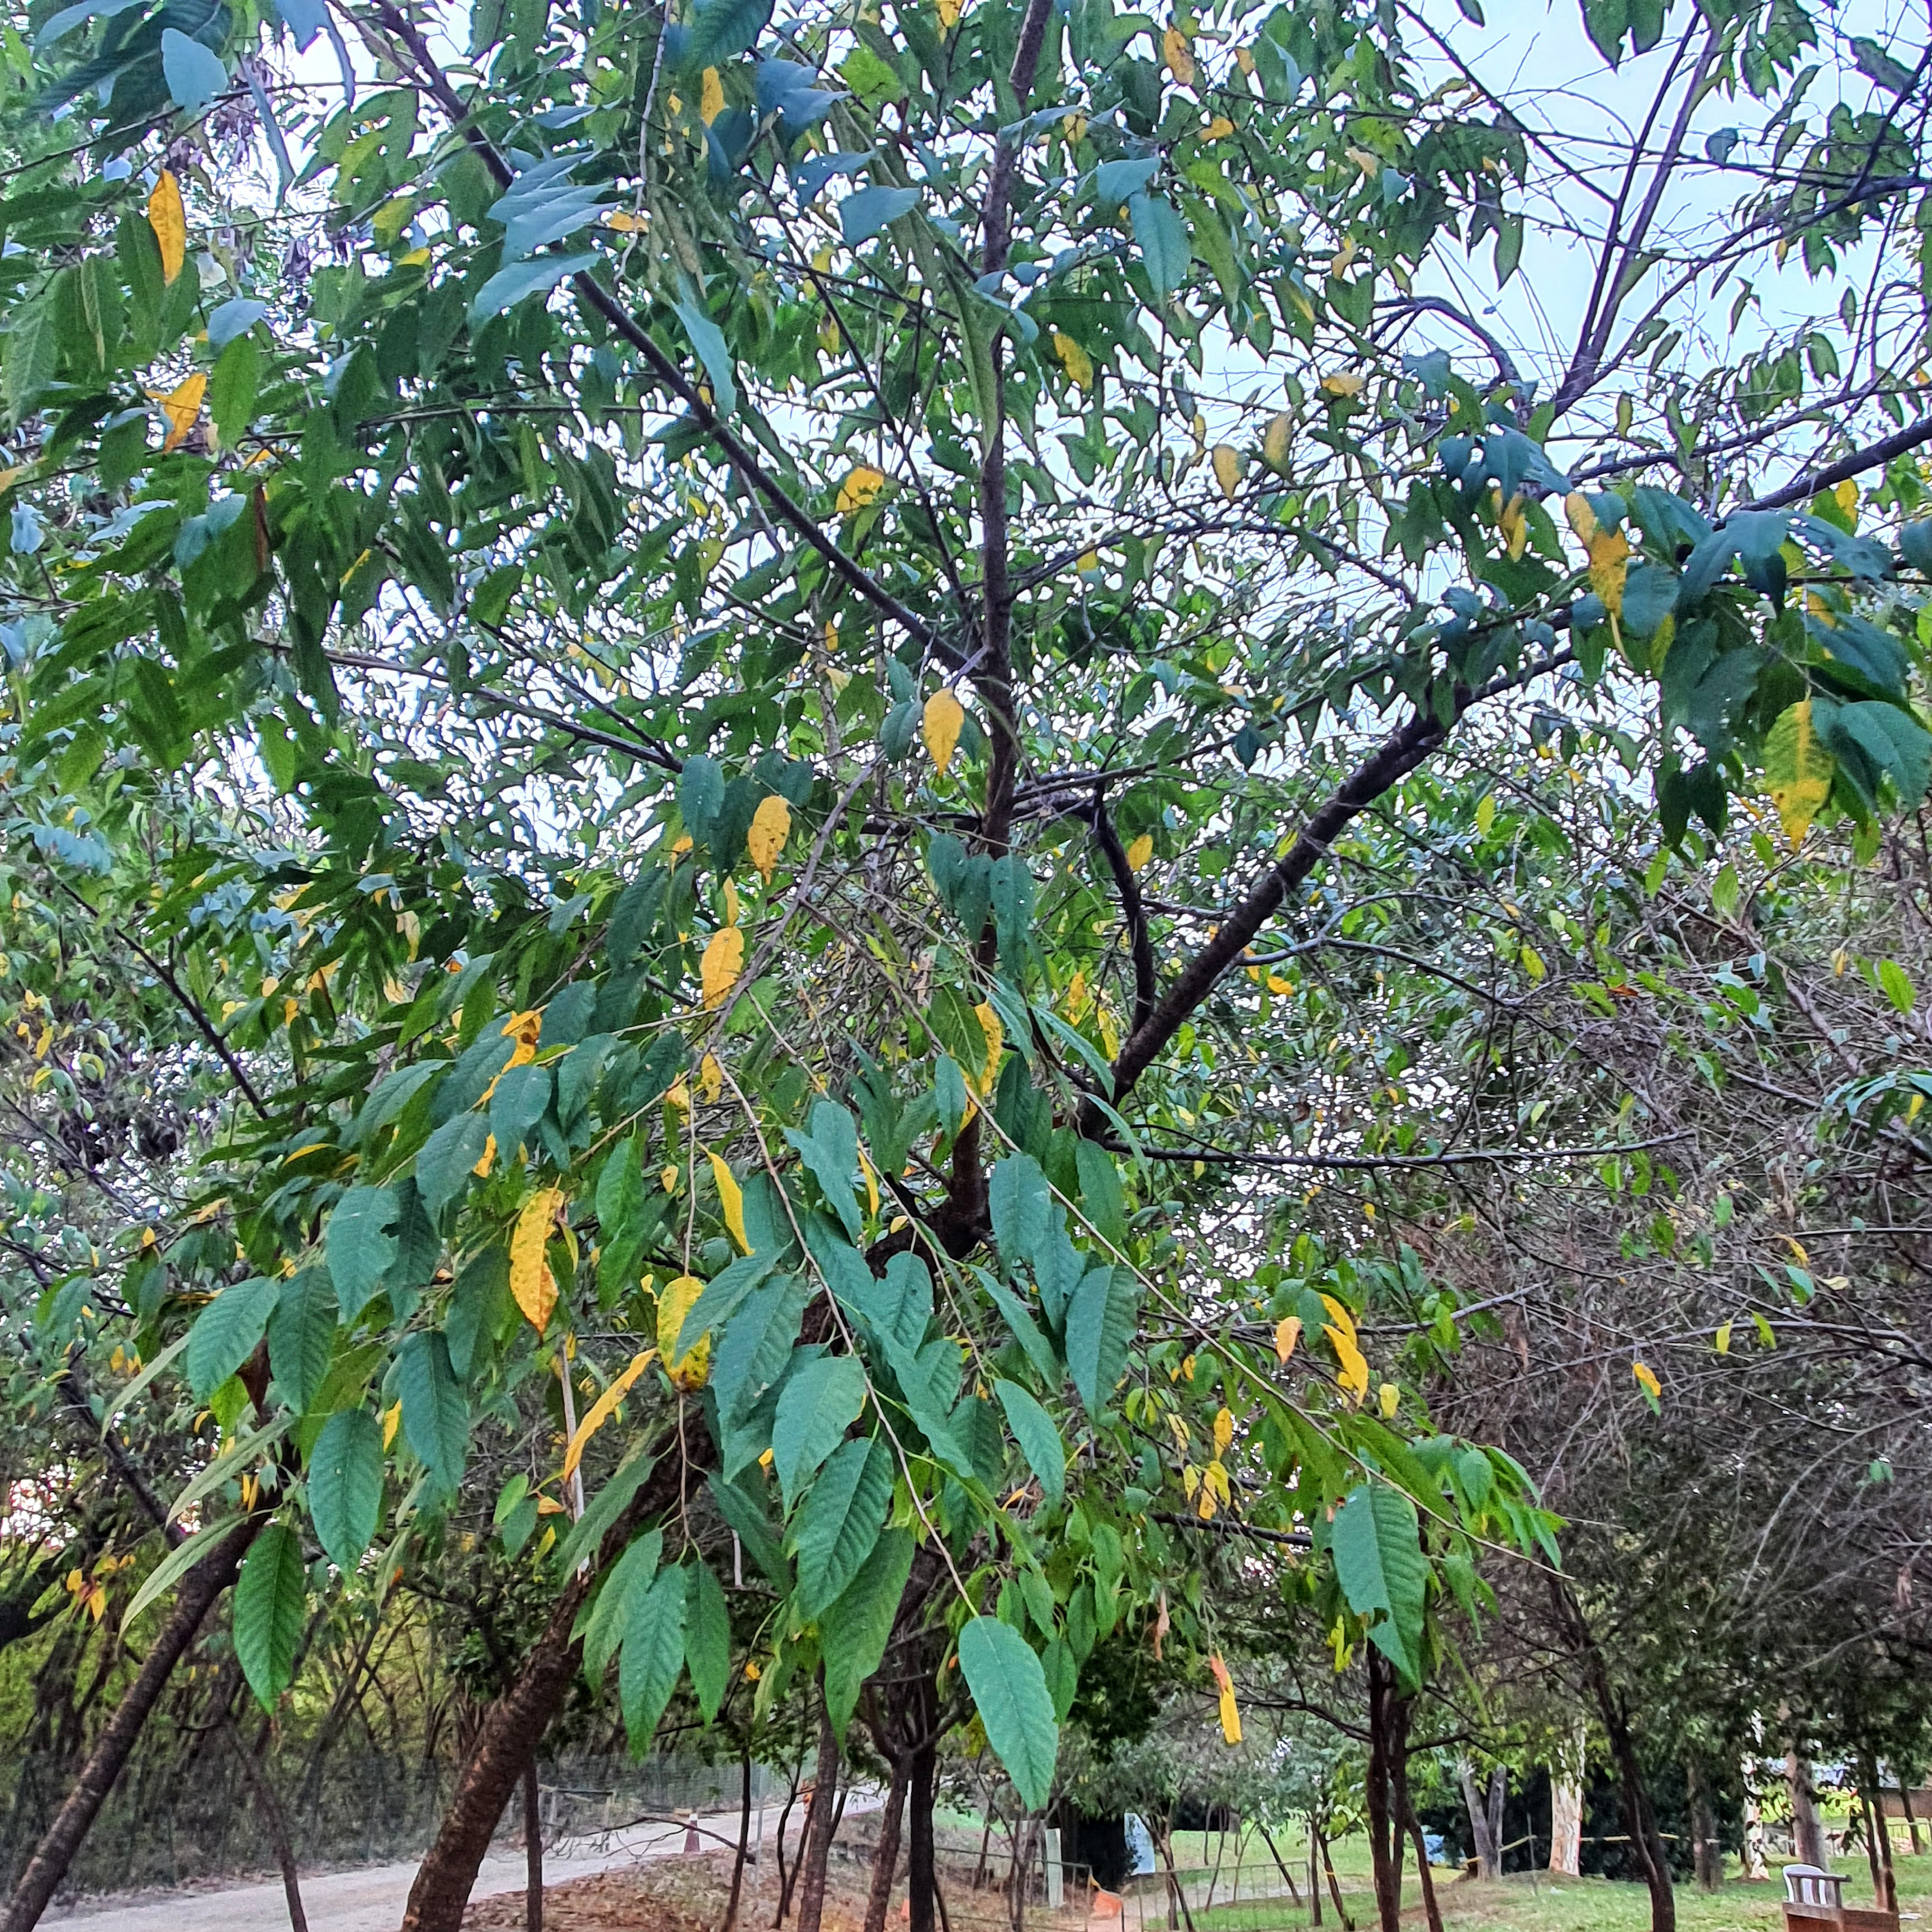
[1785,1865,1845,1909]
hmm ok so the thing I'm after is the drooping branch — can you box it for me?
[1087,792,1157,1034]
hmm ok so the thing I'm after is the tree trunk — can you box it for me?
[793,1698,842,1932]
[401,1454,676,1932]
[862,1761,908,1932]
[1900,1783,1923,1857]
[1319,1832,1355,1932]
[1549,1724,1584,1880]
[1257,1824,1301,1906]
[1687,1760,1721,1892]
[225,1717,309,1932]
[772,1769,801,1929]
[1405,1805,1445,1932]
[1309,1821,1322,1928]
[2,1510,263,1932]
[1363,1648,1404,1932]
[523,1758,543,1932]
[1458,1759,1501,1879]
[724,1750,754,1932]
[1858,1751,1897,1914]
[1787,1745,1831,1869]
[908,1740,937,1932]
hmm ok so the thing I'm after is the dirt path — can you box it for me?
[43,1799,842,1932]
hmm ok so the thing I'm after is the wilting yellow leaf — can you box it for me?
[1344,144,1380,178]
[1077,549,1100,573]
[1234,44,1253,72]
[709,1151,751,1252]
[699,1053,723,1104]
[702,926,744,1007]
[1261,413,1292,474]
[605,209,642,233]
[472,1133,497,1178]
[1126,832,1153,872]
[158,373,206,453]
[1273,1315,1301,1363]
[1762,698,1835,849]
[1052,331,1093,389]
[936,0,960,30]
[1714,1321,1733,1356]
[1331,235,1357,277]
[148,171,186,284]
[922,689,965,773]
[1319,1293,1370,1403]
[747,794,790,881]
[501,1008,544,1049]
[1834,477,1859,523]
[1211,443,1241,500]
[1209,1652,1242,1745]
[510,1188,564,1330]
[857,1147,881,1217]
[383,1400,402,1450]
[657,1273,711,1388]
[1204,115,1234,139]
[1162,24,1195,84]
[973,1000,1003,1095]
[561,1348,657,1480]
[1633,1361,1661,1402]
[1213,1406,1233,1456]
[1378,1381,1399,1418]
[1495,489,1527,560]
[699,66,724,124]
[836,465,887,512]
[1319,371,1365,397]
[661,1163,680,1192]
[1198,1459,1229,1518]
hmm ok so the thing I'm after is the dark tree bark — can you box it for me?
[523,1758,543,1932]
[1256,1825,1301,1907]
[793,1698,842,1932]
[773,1769,802,1929]
[1318,1832,1355,1932]
[908,1739,939,1932]
[1687,1760,1721,1891]
[1459,1759,1505,1879]
[1,1510,264,1932]
[862,1760,909,1932]
[1363,1648,1405,1932]
[1405,1805,1445,1932]
[724,1749,754,1932]
[1787,1744,1831,1869]
[225,1716,309,1932]
[1858,1751,1898,1914]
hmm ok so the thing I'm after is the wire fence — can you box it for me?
[1117,1863,1314,1932]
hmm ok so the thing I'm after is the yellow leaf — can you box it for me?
[1319,1294,1370,1404]
[502,1008,544,1049]
[699,1053,724,1104]
[1331,235,1357,276]
[722,878,740,927]
[1475,793,1495,836]
[1762,698,1835,849]
[1378,1381,1399,1418]
[702,926,745,1007]
[605,209,642,233]
[1162,25,1195,85]
[973,1000,1003,1095]
[666,1076,691,1113]
[1834,477,1858,523]
[1211,443,1241,500]
[936,0,960,30]
[747,794,790,881]
[857,1147,881,1218]
[1714,1321,1732,1356]
[1345,145,1380,177]
[1273,1316,1301,1363]
[1562,490,1597,544]
[148,171,186,285]
[510,1188,564,1331]
[836,465,887,513]
[1126,832,1153,872]
[1213,1406,1233,1456]
[1234,45,1253,72]
[1633,1361,1661,1402]
[1204,115,1234,139]
[383,1400,402,1450]
[1209,1652,1242,1745]
[1520,945,1546,983]
[1077,548,1100,574]
[661,1163,680,1192]
[1262,412,1291,473]
[562,1348,658,1480]
[922,689,965,773]
[657,1273,711,1388]
[1319,371,1365,397]
[709,1151,751,1253]
[1051,330,1094,390]
[1496,490,1527,560]
[1065,967,1092,1024]
[472,1132,497,1178]
[158,372,206,453]
[699,65,724,124]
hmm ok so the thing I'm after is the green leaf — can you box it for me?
[397,1330,468,1492]
[234,1522,306,1710]
[1065,1266,1138,1412]
[326,1186,400,1323]
[619,1566,687,1754]
[415,1114,490,1222]
[581,1527,662,1683]
[1129,192,1190,297]
[988,1154,1052,1277]
[121,1516,234,1631]
[1878,958,1916,1014]
[789,1434,893,1616]
[821,1525,915,1737]
[187,1276,281,1401]
[676,0,773,68]
[266,1266,337,1414]
[470,253,596,323]
[707,1471,792,1588]
[307,1408,383,1571]
[1329,1483,1429,1687]
[209,331,261,449]
[841,184,921,244]
[712,1273,809,1428]
[685,1560,732,1723]
[784,1102,863,1239]
[993,1379,1064,1502]
[772,1351,868,1512]
[673,296,738,416]
[1073,1139,1126,1251]
[957,1616,1059,1810]
[556,1447,660,1573]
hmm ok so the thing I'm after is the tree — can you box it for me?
[4,0,1932,1922]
